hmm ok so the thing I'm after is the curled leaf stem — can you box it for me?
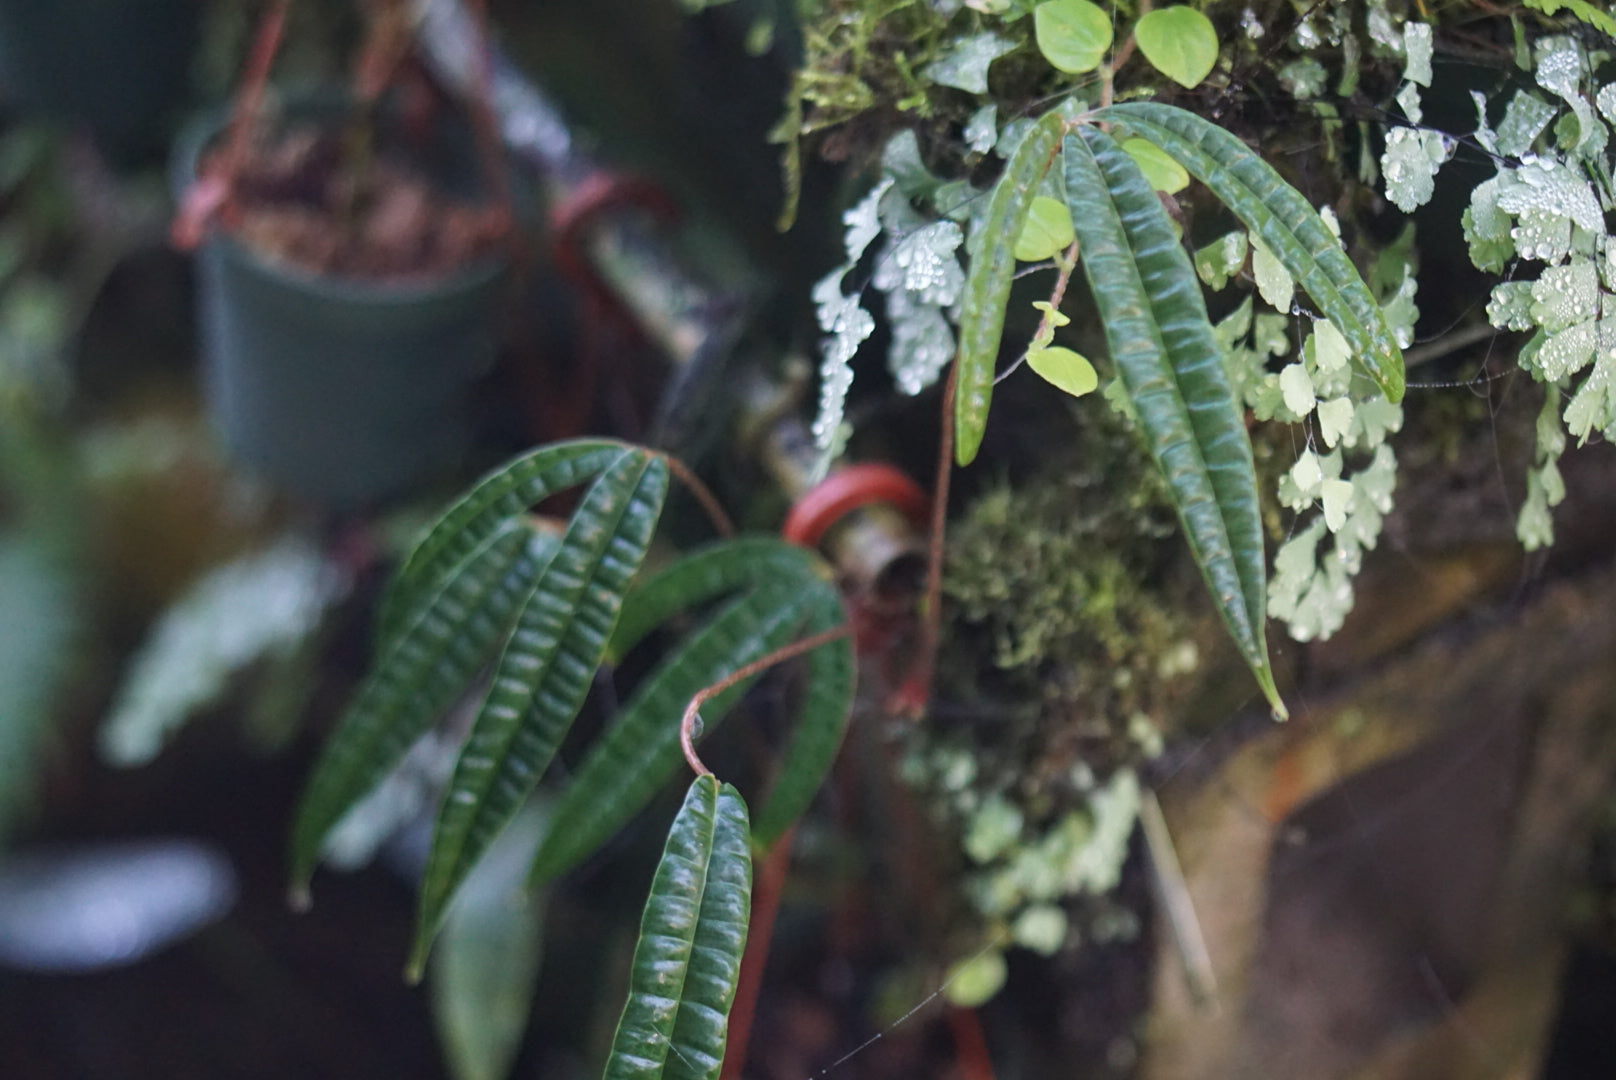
[681,625,852,777]
[995,238,1082,386]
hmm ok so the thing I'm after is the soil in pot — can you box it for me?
[213,122,507,281]
[180,99,513,508]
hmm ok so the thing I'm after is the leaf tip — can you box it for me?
[1382,365,1407,405]
[1255,667,1288,721]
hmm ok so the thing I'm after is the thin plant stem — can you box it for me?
[900,359,958,719]
[948,1005,999,1080]
[221,0,290,198]
[1140,786,1218,1010]
[659,453,736,537]
[1099,0,1145,110]
[680,625,852,777]
[995,239,1082,386]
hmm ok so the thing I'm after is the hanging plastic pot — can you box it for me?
[172,93,508,508]
[0,0,198,160]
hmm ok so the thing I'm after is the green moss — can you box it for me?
[940,406,1202,737]
[896,406,1214,949]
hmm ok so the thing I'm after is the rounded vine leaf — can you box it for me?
[1027,346,1098,398]
[1034,0,1113,75]
[1134,7,1219,89]
[1013,195,1076,262]
[1122,137,1190,194]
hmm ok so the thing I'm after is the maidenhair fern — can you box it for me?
[1462,32,1616,549]
[809,137,969,471]
[1381,21,1455,213]
[807,5,1421,702]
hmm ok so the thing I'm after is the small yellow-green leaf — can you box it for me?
[1011,905,1069,956]
[1034,0,1113,75]
[945,948,1008,1008]
[1031,300,1071,328]
[1027,345,1099,398]
[1122,137,1189,194]
[1251,237,1294,311]
[1278,363,1316,416]
[1135,7,1219,89]
[1014,195,1076,262]
[1321,478,1355,532]
[1317,397,1354,447]
[1289,450,1324,497]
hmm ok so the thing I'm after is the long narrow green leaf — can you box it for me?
[528,578,812,886]
[411,449,669,974]
[289,519,557,897]
[379,439,629,644]
[1063,127,1283,716]
[955,110,1066,466]
[1095,102,1405,402]
[606,538,825,664]
[603,776,751,1080]
[750,589,855,850]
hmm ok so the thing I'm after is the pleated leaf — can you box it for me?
[1063,126,1284,716]
[411,449,669,975]
[529,582,800,885]
[379,439,630,646]
[532,539,851,884]
[1095,102,1405,402]
[606,538,827,664]
[289,519,559,898]
[602,776,751,1080]
[956,109,1066,465]
[749,589,855,851]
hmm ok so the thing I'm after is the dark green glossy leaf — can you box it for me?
[528,578,811,886]
[411,449,669,975]
[379,439,629,646]
[289,519,557,897]
[956,109,1065,465]
[1063,126,1283,716]
[1095,102,1404,402]
[749,589,855,850]
[603,776,751,1080]
[606,538,826,664]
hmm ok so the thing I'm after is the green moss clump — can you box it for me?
[895,405,1216,954]
[940,405,1204,760]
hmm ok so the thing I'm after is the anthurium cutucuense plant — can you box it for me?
[803,2,1409,721]
[288,4,1417,1071]
[948,99,1406,719]
[289,439,855,1077]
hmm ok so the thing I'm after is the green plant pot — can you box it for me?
[174,95,507,507]
[0,0,198,158]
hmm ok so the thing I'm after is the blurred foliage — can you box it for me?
[99,535,348,767]
[0,128,83,842]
